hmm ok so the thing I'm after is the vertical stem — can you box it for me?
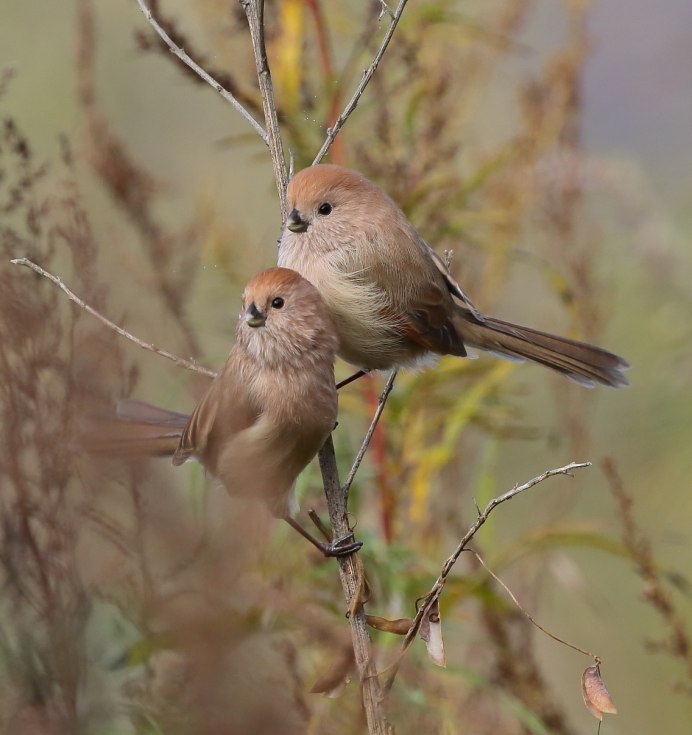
[241,3,393,730]
[241,0,289,218]
[318,437,390,735]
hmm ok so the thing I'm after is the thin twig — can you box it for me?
[10,258,216,378]
[342,370,397,497]
[383,461,592,691]
[240,0,289,218]
[470,550,597,659]
[134,0,268,144]
[312,0,409,165]
[307,508,333,542]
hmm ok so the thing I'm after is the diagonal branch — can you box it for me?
[10,258,216,378]
[313,0,410,165]
[134,0,265,122]
[342,370,397,498]
[383,461,592,691]
[134,0,268,144]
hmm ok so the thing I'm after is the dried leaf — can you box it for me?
[418,600,446,667]
[581,664,617,721]
[366,615,413,635]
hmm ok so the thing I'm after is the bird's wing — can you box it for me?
[368,225,470,357]
[399,277,469,357]
[423,241,485,321]
[172,355,260,467]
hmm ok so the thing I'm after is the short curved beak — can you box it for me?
[245,302,266,328]
[286,208,309,233]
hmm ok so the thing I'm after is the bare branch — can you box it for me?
[134,0,268,144]
[133,1,265,122]
[10,258,216,378]
[383,461,592,691]
[312,0,409,165]
[240,0,289,218]
[342,370,397,498]
[318,438,391,735]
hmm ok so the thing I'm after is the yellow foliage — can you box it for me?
[271,0,304,114]
[407,361,515,523]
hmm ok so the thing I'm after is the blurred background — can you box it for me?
[1,0,691,733]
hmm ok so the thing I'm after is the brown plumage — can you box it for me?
[278,164,628,387]
[87,268,339,522]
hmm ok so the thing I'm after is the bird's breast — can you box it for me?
[279,239,414,370]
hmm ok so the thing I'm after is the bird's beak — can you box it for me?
[245,302,266,328]
[286,208,309,233]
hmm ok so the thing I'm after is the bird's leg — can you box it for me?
[283,516,363,558]
[304,512,369,619]
[336,370,368,390]
[307,508,333,541]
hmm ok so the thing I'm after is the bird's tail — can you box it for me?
[81,399,190,458]
[455,311,629,388]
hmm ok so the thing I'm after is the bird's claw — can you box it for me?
[319,531,363,558]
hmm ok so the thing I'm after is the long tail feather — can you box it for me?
[81,400,190,458]
[456,312,629,388]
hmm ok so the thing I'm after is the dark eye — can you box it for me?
[317,202,332,216]
[271,297,285,309]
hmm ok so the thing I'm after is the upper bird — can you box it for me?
[278,164,628,387]
[86,267,357,556]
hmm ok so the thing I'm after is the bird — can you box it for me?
[85,267,359,557]
[277,164,629,388]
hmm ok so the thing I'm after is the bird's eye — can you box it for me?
[271,297,285,309]
[317,202,332,216]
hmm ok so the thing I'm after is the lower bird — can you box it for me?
[86,267,359,557]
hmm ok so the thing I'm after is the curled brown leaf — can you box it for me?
[366,615,413,636]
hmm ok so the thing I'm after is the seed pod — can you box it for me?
[419,599,446,667]
[581,663,617,721]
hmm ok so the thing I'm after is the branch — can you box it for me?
[10,258,216,378]
[240,0,289,218]
[318,438,391,735]
[134,0,268,144]
[342,370,397,497]
[384,461,592,691]
[312,0,409,165]
[134,1,265,122]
